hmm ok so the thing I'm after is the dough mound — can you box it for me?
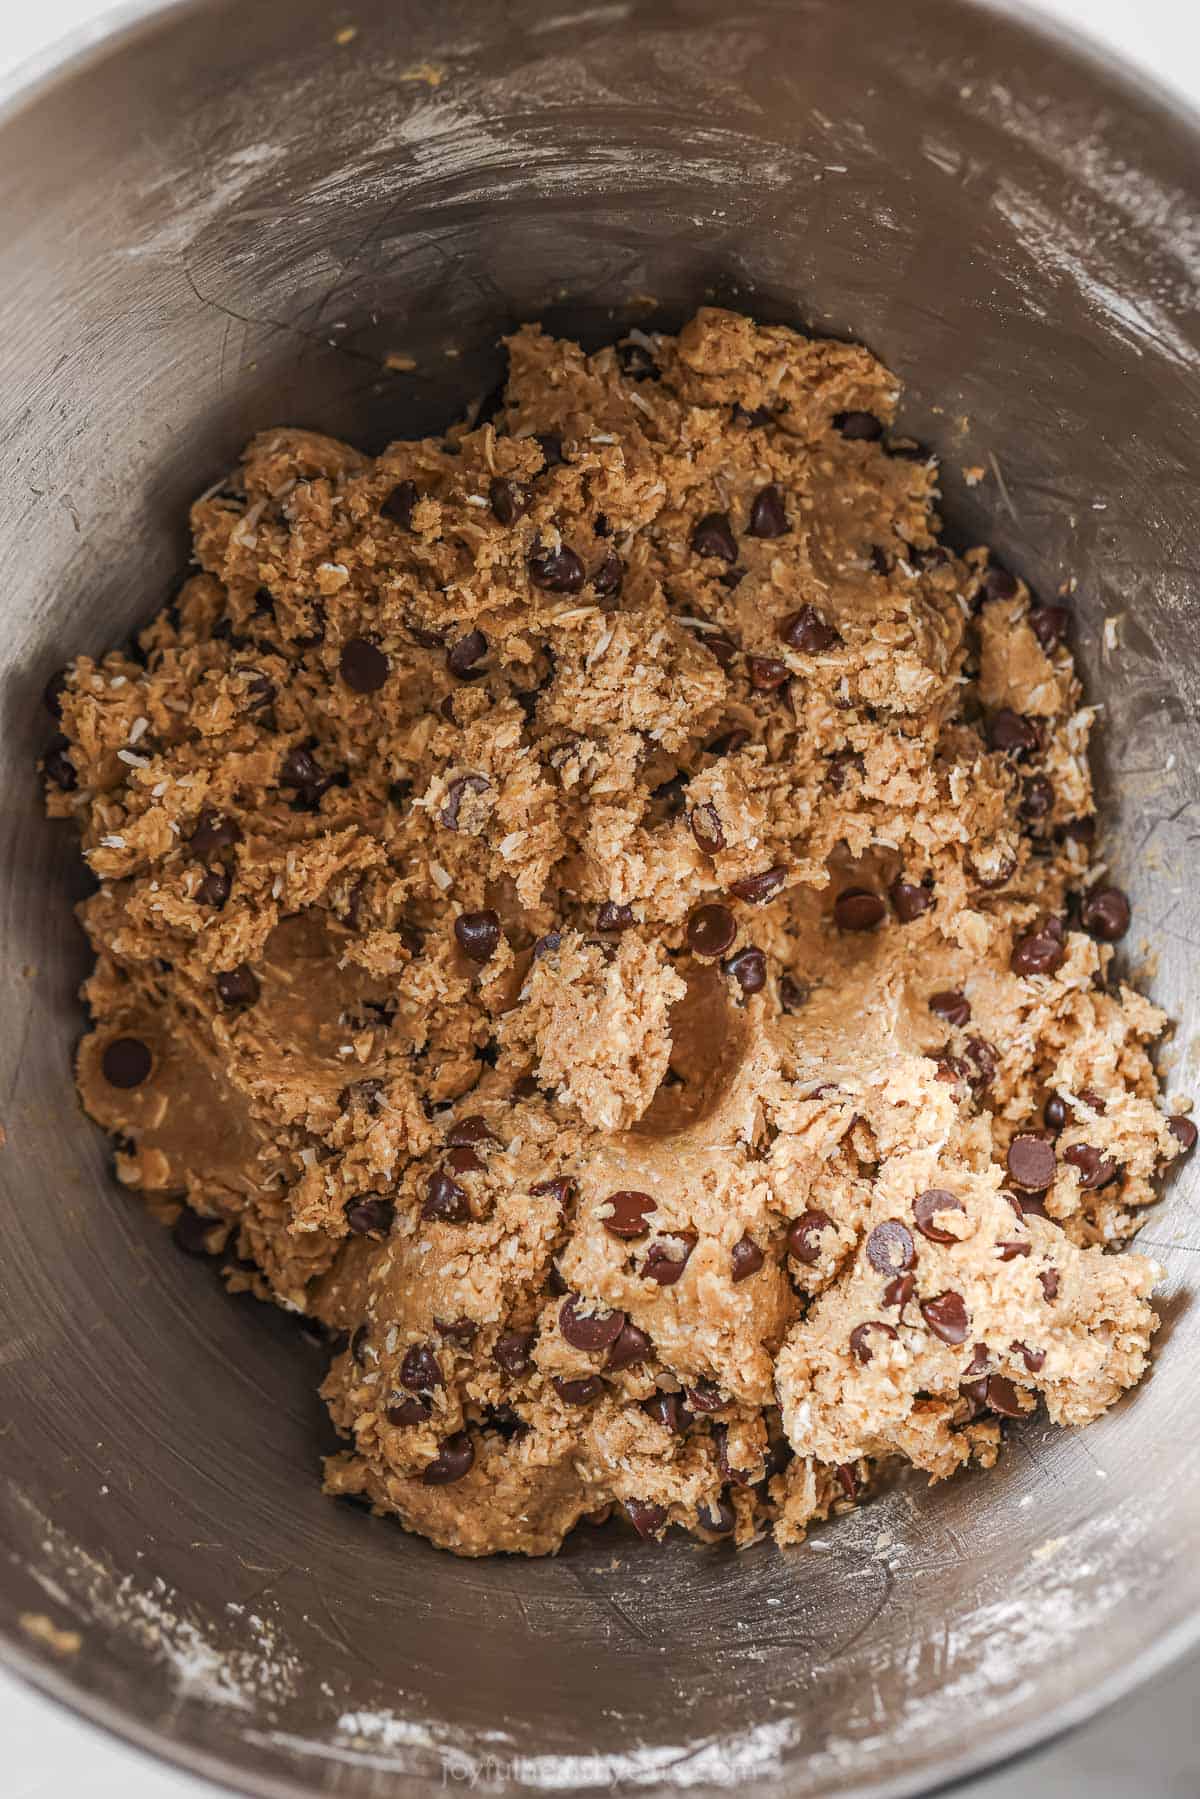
[48,308,1188,1556]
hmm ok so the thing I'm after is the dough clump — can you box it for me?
[47,309,1187,1555]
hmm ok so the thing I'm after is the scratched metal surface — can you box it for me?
[1,0,1199,1795]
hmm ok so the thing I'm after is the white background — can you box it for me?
[3,1,1199,1795]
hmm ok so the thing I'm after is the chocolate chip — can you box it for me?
[1059,815,1096,847]
[454,910,501,963]
[597,902,635,932]
[921,1291,970,1345]
[780,605,838,652]
[641,1236,695,1286]
[560,1295,625,1351]
[697,1494,736,1535]
[1020,775,1054,822]
[997,1238,1032,1261]
[1013,1340,1046,1373]
[619,341,659,379]
[607,1321,653,1371]
[280,746,322,790]
[381,479,418,527]
[691,512,737,561]
[687,903,736,958]
[344,1195,395,1237]
[724,946,767,994]
[400,1344,442,1391]
[529,542,585,593]
[748,655,790,690]
[1080,886,1131,943]
[1007,1134,1056,1192]
[964,1036,998,1093]
[929,991,971,1028]
[624,1499,667,1539]
[703,629,740,663]
[553,1375,604,1406]
[423,1170,469,1223]
[490,477,530,524]
[1029,604,1070,651]
[1044,1093,1069,1133]
[988,709,1043,758]
[748,484,788,538]
[890,878,932,922]
[440,773,489,830]
[436,1317,478,1346]
[834,411,883,441]
[43,740,78,790]
[834,887,886,931]
[339,636,389,693]
[912,1189,964,1243]
[882,1272,915,1311]
[850,1320,898,1363]
[172,1207,222,1256]
[729,865,788,904]
[1169,1115,1198,1153]
[445,1145,484,1177]
[494,1330,534,1375]
[446,1115,495,1149]
[984,1374,1026,1418]
[866,1220,916,1274]
[731,1234,764,1281]
[779,973,809,1012]
[1011,924,1067,977]
[1062,1143,1118,1190]
[189,807,241,859]
[422,1432,475,1485]
[536,434,565,468]
[981,564,1019,603]
[835,1463,859,1500]
[733,402,773,428]
[215,964,259,1008]
[592,551,624,598]
[602,1190,656,1240]
[386,1395,431,1427]
[690,803,725,856]
[101,1037,152,1089]
[446,629,488,678]
[197,867,232,908]
[788,1209,832,1265]
[234,664,275,712]
[1039,1268,1061,1303]
[643,1391,687,1433]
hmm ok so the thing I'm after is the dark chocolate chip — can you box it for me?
[536,434,565,469]
[641,1235,696,1286]
[687,904,737,958]
[592,551,624,598]
[834,887,886,931]
[747,655,790,690]
[780,605,838,652]
[1039,1268,1061,1302]
[984,1374,1027,1418]
[43,739,78,790]
[691,512,737,561]
[607,1321,653,1371]
[189,807,241,858]
[1169,1115,1198,1153]
[866,1220,916,1275]
[344,1195,395,1237]
[172,1207,222,1256]
[553,1375,604,1406]
[748,483,788,538]
[730,1234,765,1282]
[529,543,585,592]
[850,1320,898,1363]
[1020,775,1054,822]
[490,478,530,524]
[1044,1093,1069,1133]
[602,1190,656,1240]
[921,1291,970,1345]
[834,411,883,441]
[446,629,488,678]
[494,1330,534,1376]
[835,1463,860,1499]
[381,479,418,527]
[788,1209,833,1265]
[981,564,1019,603]
[1007,1134,1057,1192]
[779,973,809,1012]
[454,910,501,963]
[1013,1340,1045,1373]
[882,1272,915,1311]
[997,1239,1032,1261]
[989,709,1042,757]
[690,803,725,856]
[423,1169,469,1223]
[1062,1143,1118,1190]
[913,1189,964,1243]
[597,902,636,932]
[436,1317,479,1346]
[422,1432,475,1485]
[532,1177,574,1210]
[624,1499,667,1538]
[440,773,489,830]
[446,1115,495,1149]
[1029,604,1070,651]
[339,636,389,693]
[697,1494,736,1536]
[1011,924,1067,977]
[280,747,322,790]
[643,1391,687,1433]
[929,990,971,1028]
[386,1394,431,1427]
[197,867,232,909]
[215,964,259,1008]
[964,1035,998,1093]
[101,1037,152,1089]
[400,1344,442,1391]
[724,946,767,993]
[890,878,932,922]
[560,1294,625,1352]
[729,865,788,904]
[1080,885,1131,943]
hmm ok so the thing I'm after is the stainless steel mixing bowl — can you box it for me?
[2,1,1199,1793]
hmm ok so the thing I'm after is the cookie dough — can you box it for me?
[45,308,1192,1556]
